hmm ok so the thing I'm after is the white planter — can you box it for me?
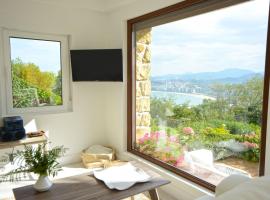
[33,175,53,192]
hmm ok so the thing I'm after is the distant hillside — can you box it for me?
[151,68,263,95]
[152,68,263,82]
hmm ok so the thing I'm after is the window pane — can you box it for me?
[10,38,63,108]
[135,0,269,185]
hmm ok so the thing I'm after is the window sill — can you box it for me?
[1,104,73,117]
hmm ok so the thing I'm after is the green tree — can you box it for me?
[53,70,62,97]
[211,76,263,125]
[171,103,196,123]
[11,58,61,106]
[150,97,175,121]
[12,58,56,93]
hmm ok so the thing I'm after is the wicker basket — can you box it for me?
[81,146,116,169]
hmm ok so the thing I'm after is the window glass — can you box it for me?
[10,38,62,108]
[134,0,269,186]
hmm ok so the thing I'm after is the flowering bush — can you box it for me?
[242,141,258,149]
[240,139,260,162]
[169,135,178,143]
[137,123,261,165]
[238,133,260,144]
[183,127,194,135]
[136,131,185,167]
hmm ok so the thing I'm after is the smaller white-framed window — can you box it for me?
[0,29,72,115]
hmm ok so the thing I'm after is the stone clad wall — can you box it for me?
[136,28,152,141]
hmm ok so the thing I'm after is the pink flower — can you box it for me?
[138,133,150,144]
[138,137,145,144]
[150,131,167,141]
[164,146,171,152]
[150,132,160,140]
[175,155,184,167]
[169,135,178,143]
[183,127,194,135]
[158,131,167,137]
[242,141,258,149]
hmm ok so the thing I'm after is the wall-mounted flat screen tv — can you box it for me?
[70,49,123,82]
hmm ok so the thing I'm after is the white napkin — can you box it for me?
[93,162,151,190]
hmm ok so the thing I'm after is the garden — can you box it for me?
[11,58,62,108]
[135,77,262,184]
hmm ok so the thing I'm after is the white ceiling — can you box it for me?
[30,0,137,12]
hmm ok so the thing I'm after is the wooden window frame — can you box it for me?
[127,0,270,191]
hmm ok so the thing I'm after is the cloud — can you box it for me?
[150,0,269,76]
[10,38,61,73]
[152,42,265,74]
[154,0,269,36]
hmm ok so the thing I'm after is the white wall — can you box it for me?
[0,0,111,163]
[0,0,270,199]
[105,0,186,156]
[104,1,209,199]
[104,0,270,199]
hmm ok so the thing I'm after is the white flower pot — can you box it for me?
[33,175,53,192]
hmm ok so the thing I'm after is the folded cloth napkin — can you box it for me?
[85,145,113,154]
[93,162,151,190]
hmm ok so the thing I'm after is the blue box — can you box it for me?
[0,128,26,142]
[4,116,24,131]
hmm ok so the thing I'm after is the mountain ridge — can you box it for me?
[152,68,263,81]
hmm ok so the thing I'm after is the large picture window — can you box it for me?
[1,30,72,115]
[127,0,270,190]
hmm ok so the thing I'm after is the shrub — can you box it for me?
[51,94,62,105]
[167,118,181,128]
[12,73,62,107]
[37,89,51,104]
[13,89,37,108]
[225,121,254,135]
[236,133,260,144]
[136,131,183,166]
[12,75,38,108]
[241,147,260,162]
[183,127,195,135]
[199,126,238,148]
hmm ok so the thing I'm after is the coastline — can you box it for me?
[151,90,216,100]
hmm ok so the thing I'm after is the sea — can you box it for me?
[151,91,216,106]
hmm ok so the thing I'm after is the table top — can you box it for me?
[0,135,47,150]
[13,163,170,200]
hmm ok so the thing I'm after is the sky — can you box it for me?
[151,0,270,76]
[10,38,61,74]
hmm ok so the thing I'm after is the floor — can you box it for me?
[0,163,149,200]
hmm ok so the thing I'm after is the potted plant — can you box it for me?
[1,142,66,192]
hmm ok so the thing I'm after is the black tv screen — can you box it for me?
[70,49,123,82]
